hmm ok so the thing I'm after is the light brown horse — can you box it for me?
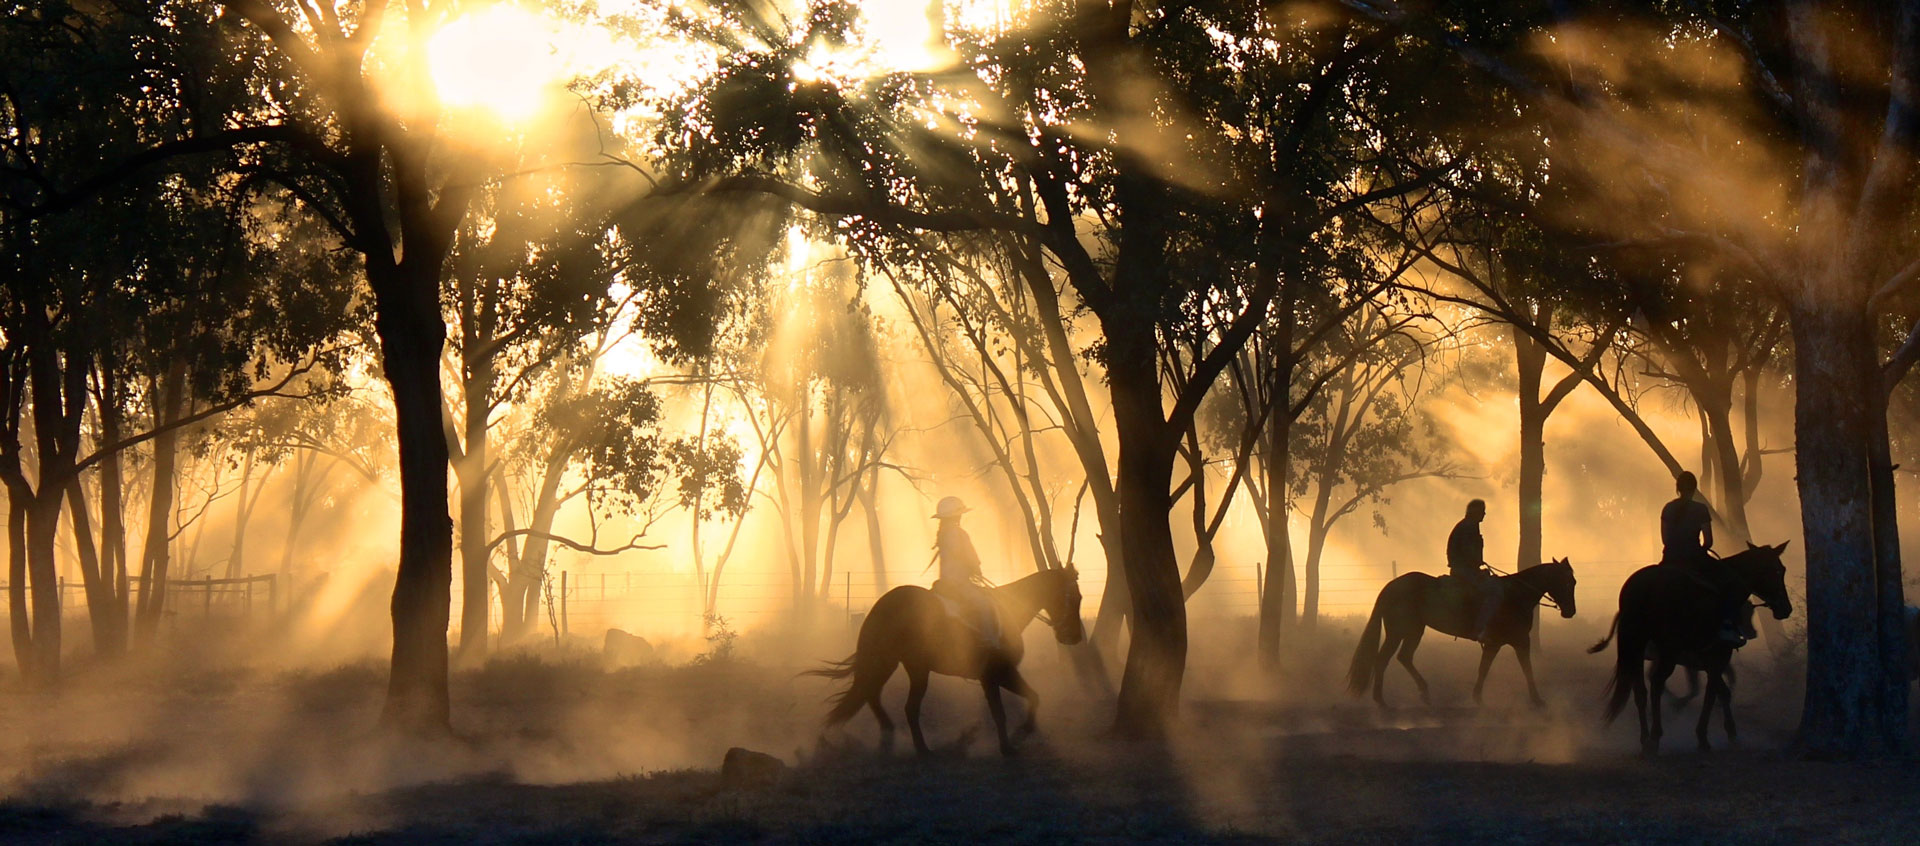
[1347,559,1578,708]
[808,566,1085,756]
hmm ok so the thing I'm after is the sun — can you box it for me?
[428,5,565,123]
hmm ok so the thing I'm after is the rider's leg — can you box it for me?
[1473,586,1500,640]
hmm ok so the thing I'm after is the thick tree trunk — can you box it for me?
[1107,336,1184,736]
[1790,301,1902,755]
[373,264,456,734]
[96,383,130,658]
[24,495,62,679]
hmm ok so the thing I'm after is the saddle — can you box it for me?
[932,590,1002,649]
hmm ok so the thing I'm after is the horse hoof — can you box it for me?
[1529,697,1548,711]
[1697,741,1711,753]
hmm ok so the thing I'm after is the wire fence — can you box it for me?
[453,553,1690,643]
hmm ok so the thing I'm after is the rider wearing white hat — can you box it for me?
[931,496,1000,649]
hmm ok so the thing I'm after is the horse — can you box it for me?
[1590,542,1792,754]
[807,566,1085,757]
[1346,558,1578,709]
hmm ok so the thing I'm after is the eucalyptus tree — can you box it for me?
[442,169,627,660]
[1340,0,1920,753]
[645,0,1474,732]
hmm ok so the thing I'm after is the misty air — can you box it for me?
[2,1,1918,843]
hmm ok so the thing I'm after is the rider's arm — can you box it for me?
[1702,519,1714,552]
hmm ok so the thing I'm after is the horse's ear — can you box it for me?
[1774,541,1791,554]
[1065,564,1079,580]
[1746,541,1759,551]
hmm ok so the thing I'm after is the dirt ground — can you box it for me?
[1,620,1916,845]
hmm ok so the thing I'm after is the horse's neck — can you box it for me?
[1502,569,1550,601]
[995,574,1052,627]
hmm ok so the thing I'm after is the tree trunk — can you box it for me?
[64,479,112,657]
[1107,335,1184,737]
[96,393,130,658]
[7,499,29,680]
[860,463,887,592]
[1789,300,1901,755]
[455,357,495,662]
[372,264,456,735]
[24,494,62,679]
[1257,375,1297,668]
[1515,331,1547,572]
[134,362,184,640]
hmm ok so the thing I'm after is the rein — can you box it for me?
[1491,564,1563,611]
[989,573,1069,632]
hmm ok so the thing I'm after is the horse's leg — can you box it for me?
[1645,658,1676,754]
[1372,629,1402,708]
[1471,643,1500,706]
[1716,669,1738,746]
[999,667,1041,736]
[865,660,899,753]
[868,695,896,753]
[1695,668,1718,752]
[983,675,1014,757]
[1395,628,1430,705]
[1512,639,1545,709]
[1629,652,1651,750]
[904,665,932,756]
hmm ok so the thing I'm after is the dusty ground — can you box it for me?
[1,620,1915,844]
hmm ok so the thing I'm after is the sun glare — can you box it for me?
[428,5,565,123]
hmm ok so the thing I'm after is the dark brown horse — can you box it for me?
[808,566,1085,756]
[1591,542,1792,754]
[1347,559,1578,708]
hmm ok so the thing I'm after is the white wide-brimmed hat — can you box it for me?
[932,496,970,519]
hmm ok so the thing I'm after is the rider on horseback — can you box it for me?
[1660,471,1744,645]
[931,496,1001,650]
[1448,499,1501,641]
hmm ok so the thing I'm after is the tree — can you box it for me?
[651,0,1460,733]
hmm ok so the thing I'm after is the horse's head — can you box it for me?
[1538,557,1577,618]
[1739,541,1794,620]
[1045,566,1086,645]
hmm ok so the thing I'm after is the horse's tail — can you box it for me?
[1600,617,1638,725]
[1587,612,1620,654]
[1346,593,1388,697]
[802,654,870,727]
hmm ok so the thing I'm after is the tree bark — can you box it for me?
[1789,300,1900,755]
[372,261,456,734]
[134,361,184,640]
[1107,329,1184,736]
